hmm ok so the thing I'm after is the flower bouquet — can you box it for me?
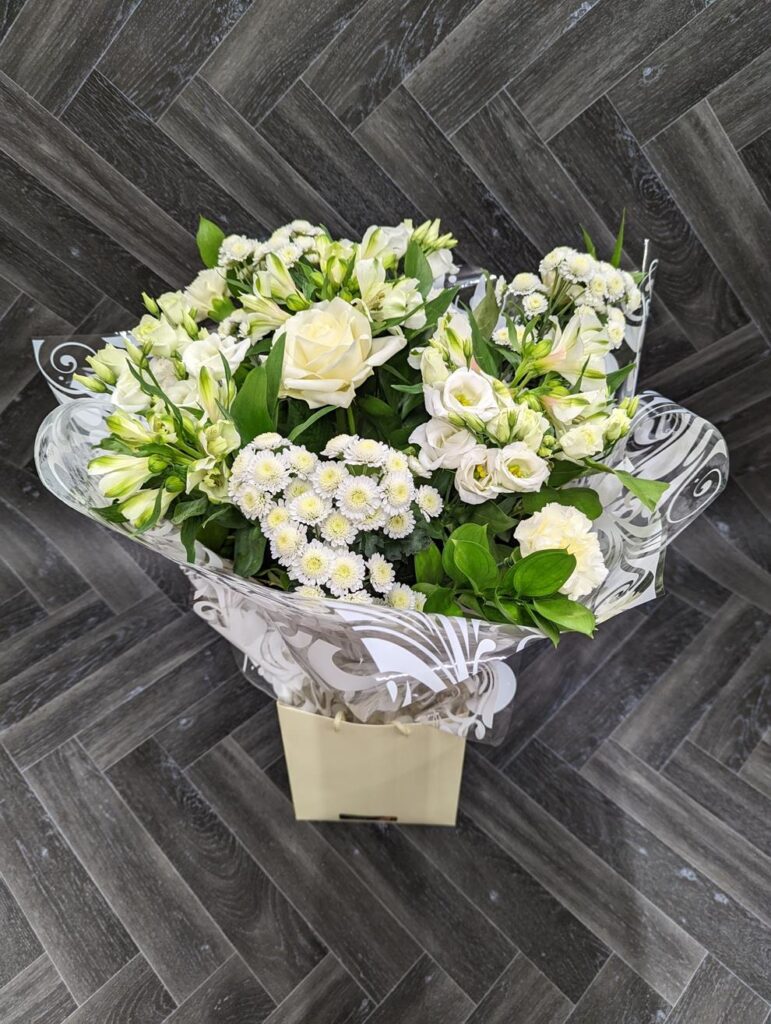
[36,216,727,824]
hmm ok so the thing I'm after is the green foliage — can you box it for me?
[414,542,443,585]
[404,239,434,298]
[233,525,266,577]
[473,275,500,340]
[614,470,669,513]
[231,334,285,443]
[532,594,595,636]
[580,225,597,259]
[606,361,636,394]
[511,549,576,597]
[196,216,225,269]
[520,486,602,521]
[610,209,626,268]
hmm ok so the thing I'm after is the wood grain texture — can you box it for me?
[354,954,474,1024]
[26,740,233,1003]
[161,955,274,1024]
[665,954,769,1024]
[466,953,572,1024]
[741,731,771,793]
[0,955,76,1024]
[0,747,137,1003]
[645,100,771,339]
[61,955,175,1024]
[188,738,421,1000]
[0,875,43,988]
[710,46,771,150]
[107,739,326,1002]
[259,955,372,1024]
[564,955,668,1024]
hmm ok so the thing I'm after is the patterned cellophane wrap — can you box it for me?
[33,259,729,741]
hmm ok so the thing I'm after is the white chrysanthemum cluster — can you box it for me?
[218,220,326,270]
[507,246,642,319]
[228,433,443,607]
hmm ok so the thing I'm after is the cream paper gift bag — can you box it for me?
[277,703,466,826]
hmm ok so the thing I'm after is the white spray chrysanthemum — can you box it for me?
[384,510,415,539]
[286,445,318,476]
[387,583,418,610]
[320,510,358,546]
[415,485,443,520]
[269,524,306,563]
[292,540,334,587]
[289,490,330,526]
[251,451,289,492]
[327,552,366,596]
[367,553,395,594]
[336,476,381,521]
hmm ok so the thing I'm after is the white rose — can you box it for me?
[360,224,411,262]
[184,268,229,321]
[558,420,606,460]
[492,443,549,493]
[409,418,478,471]
[112,367,147,413]
[280,297,405,409]
[454,446,496,505]
[426,368,499,423]
[514,502,608,600]
[182,332,250,379]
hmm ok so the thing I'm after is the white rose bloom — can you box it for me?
[184,268,229,321]
[492,443,549,493]
[280,297,405,409]
[360,223,411,262]
[454,446,496,505]
[558,420,607,460]
[182,332,250,379]
[112,367,147,412]
[514,502,608,600]
[426,367,499,423]
[409,418,479,471]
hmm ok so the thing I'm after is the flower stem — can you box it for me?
[346,404,356,434]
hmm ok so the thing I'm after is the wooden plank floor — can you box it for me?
[0,0,770,1018]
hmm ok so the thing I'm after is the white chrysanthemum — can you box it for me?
[270,524,306,564]
[295,584,325,600]
[539,246,573,275]
[514,502,608,600]
[289,490,330,526]
[521,292,549,317]
[625,285,642,314]
[322,434,354,458]
[252,432,285,450]
[604,269,626,301]
[586,274,608,301]
[218,234,256,266]
[367,553,395,594]
[381,472,414,512]
[262,503,291,535]
[606,320,625,347]
[293,234,317,252]
[344,589,375,604]
[561,251,595,283]
[408,454,430,478]
[384,510,415,539]
[235,486,272,520]
[251,452,289,492]
[276,242,302,267]
[359,507,387,532]
[336,476,381,521]
[327,552,366,596]
[289,219,317,234]
[345,437,389,466]
[384,449,410,474]
[415,485,443,520]
[285,478,312,501]
[509,272,544,295]
[320,511,358,547]
[286,445,318,477]
[312,461,347,495]
[293,541,334,586]
[387,584,418,611]
[493,326,512,347]
[230,449,256,484]
[413,592,427,611]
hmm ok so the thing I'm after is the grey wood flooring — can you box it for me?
[0,0,770,1019]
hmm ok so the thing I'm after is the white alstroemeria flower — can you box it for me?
[182,332,250,379]
[379,277,426,329]
[558,420,607,460]
[280,297,406,409]
[184,268,229,321]
[360,223,411,263]
[492,443,550,494]
[198,421,240,460]
[540,387,608,427]
[454,446,496,505]
[353,257,387,308]
[119,488,173,529]
[514,503,608,600]
[256,252,302,302]
[425,367,499,424]
[535,314,606,389]
[88,453,155,498]
[409,418,479,471]
[431,309,473,367]
[427,247,457,284]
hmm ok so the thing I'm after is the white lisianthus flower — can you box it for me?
[454,446,496,505]
[425,368,499,424]
[280,297,406,409]
[379,278,426,329]
[493,443,550,493]
[419,347,451,387]
[602,407,631,443]
[132,314,188,357]
[384,510,415,539]
[514,503,608,600]
[360,223,411,262]
[558,420,607,460]
[367,553,395,594]
[521,292,549,317]
[182,332,250,379]
[184,268,229,320]
[510,403,550,452]
[157,291,193,326]
[112,367,148,412]
[409,418,479,471]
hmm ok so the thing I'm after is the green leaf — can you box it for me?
[288,404,335,442]
[473,275,500,341]
[520,486,603,521]
[493,594,526,626]
[468,500,517,535]
[580,225,597,259]
[468,308,500,376]
[391,382,424,394]
[196,216,225,269]
[180,515,202,562]
[233,525,266,577]
[453,540,499,594]
[404,239,433,298]
[606,361,636,394]
[264,332,285,425]
[202,505,249,529]
[421,286,459,329]
[93,502,127,524]
[512,549,576,597]
[209,296,236,322]
[442,523,490,586]
[532,594,596,636]
[615,470,669,513]
[423,587,462,616]
[415,542,444,585]
[231,363,269,443]
[547,460,586,487]
[610,209,626,268]
[171,496,210,524]
[529,609,561,646]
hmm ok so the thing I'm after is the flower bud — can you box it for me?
[165,475,185,493]
[73,372,107,393]
[182,312,198,339]
[141,292,159,315]
[147,455,169,474]
[105,411,154,444]
[530,339,553,359]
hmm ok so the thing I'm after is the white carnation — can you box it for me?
[514,502,608,600]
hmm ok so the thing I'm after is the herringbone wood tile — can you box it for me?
[0,1,770,1019]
